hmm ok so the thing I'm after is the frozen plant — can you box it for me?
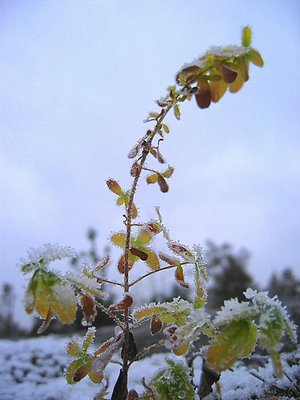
[19,27,298,399]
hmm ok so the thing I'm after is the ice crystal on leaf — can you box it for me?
[213,298,254,326]
[19,243,76,273]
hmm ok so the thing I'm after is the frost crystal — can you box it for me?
[244,288,298,343]
[208,45,249,58]
[66,273,105,298]
[214,298,253,325]
[19,243,76,271]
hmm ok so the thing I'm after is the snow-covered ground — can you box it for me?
[0,335,299,399]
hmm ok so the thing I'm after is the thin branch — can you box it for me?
[129,339,165,366]
[129,261,189,287]
[94,300,125,329]
[96,277,124,288]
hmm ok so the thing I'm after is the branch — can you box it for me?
[129,261,189,287]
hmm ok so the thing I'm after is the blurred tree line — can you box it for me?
[0,229,299,339]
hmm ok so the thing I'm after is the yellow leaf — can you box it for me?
[111,232,126,248]
[229,74,244,93]
[146,173,158,184]
[249,49,264,67]
[145,250,160,270]
[106,179,123,195]
[173,342,189,356]
[210,78,228,102]
[137,229,152,245]
[133,305,167,321]
[207,319,257,372]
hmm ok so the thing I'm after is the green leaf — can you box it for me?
[248,49,264,67]
[162,123,170,134]
[207,319,257,372]
[173,104,181,120]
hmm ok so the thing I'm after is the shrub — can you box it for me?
[19,27,298,399]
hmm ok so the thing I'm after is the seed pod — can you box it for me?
[150,315,163,335]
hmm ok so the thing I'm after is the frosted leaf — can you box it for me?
[66,272,105,298]
[208,45,249,58]
[244,288,298,344]
[214,298,254,326]
[19,243,76,272]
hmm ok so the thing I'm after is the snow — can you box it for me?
[0,335,299,399]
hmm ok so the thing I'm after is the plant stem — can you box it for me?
[118,104,173,393]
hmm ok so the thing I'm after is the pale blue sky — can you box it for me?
[1,1,299,327]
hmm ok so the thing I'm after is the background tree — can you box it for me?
[267,267,300,339]
[205,240,255,310]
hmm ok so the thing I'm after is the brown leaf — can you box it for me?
[175,265,190,289]
[157,174,169,193]
[150,315,163,335]
[94,254,110,271]
[109,294,134,312]
[130,162,141,177]
[221,65,238,83]
[146,221,161,235]
[73,362,91,382]
[106,179,123,195]
[80,294,97,326]
[128,389,140,400]
[158,251,179,265]
[130,247,148,261]
[117,254,135,274]
[195,84,211,109]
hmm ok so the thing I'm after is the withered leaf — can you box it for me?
[80,294,97,326]
[106,179,123,195]
[150,315,163,335]
[195,85,211,109]
[221,65,238,83]
[109,293,133,312]
[130,162,140,177]
[157,174,169,193]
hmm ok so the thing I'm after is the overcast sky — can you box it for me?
[1,1,299,328]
